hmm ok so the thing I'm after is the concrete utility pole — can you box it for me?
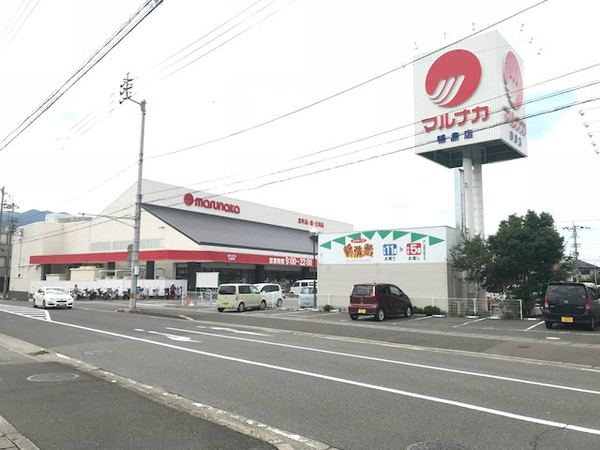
[564,221,589,282]
[3,200,17,299]
[120,73,147,310]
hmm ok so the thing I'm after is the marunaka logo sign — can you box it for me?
[183,193,240,214]
[425,50,481,108]
[503,51,523,110]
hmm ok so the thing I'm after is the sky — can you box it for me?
[1,0,600,263]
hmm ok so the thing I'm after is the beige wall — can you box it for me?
[318,262,466,312]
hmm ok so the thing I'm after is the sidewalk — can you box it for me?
[0,334,316,450]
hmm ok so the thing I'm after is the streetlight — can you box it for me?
[309,228,319,308]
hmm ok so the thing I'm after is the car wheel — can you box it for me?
[405,306,412,318]
[545,321,553,329]
[276,298,282,307]
[588,314,596,331]
[259,300,266,310]
[350,314,359,320]
[375,308,385,321]
[237,302,245,312]
[42,300,46,309]
[33,300,37,309]
[217,308,224,312]
[67,306,73,309]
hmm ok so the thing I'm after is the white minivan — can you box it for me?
[289,279,317,297]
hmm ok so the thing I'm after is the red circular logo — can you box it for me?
[425,50,481,108]
[504,51,523,110]
[183,193,194,206]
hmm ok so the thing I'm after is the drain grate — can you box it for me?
[406,443,467,450]
[27,373,80,382]
[83,350,114,356]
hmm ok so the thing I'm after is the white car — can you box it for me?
[33,287,74,309]
[254,283,284,308]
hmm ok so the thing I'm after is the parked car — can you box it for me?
[348,283,412,321]
[289,279,317,297]
[216,283,267,312]
[33,287,74,309]
[254,283,284,308]
[299,286,316,308]
[543,282,600,330]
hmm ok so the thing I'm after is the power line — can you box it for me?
[0,0,164,153]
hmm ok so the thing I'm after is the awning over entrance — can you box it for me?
[142,203,315,254]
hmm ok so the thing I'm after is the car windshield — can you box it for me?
[218,286,236,295]
[301,287,314,294]
[351,285,374,296]
[47,288,69,295]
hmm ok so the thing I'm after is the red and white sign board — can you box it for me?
[413,31,527,166]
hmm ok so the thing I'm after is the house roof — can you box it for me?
[142,203,316,255]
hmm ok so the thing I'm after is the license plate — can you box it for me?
[358,309,366,314]
[561,316,573,323]
[222,303,229,307]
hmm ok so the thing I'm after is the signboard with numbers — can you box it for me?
[319,228,448,265]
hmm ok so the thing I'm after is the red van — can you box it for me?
[348,283,412,321]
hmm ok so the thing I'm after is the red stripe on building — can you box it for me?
[30,250,315,267]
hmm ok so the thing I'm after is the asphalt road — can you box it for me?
[1,299,599,450]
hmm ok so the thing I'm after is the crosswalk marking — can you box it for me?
[0,304,52,321]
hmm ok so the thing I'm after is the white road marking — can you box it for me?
[166,327,600,396]
[134,328,201,343]
[0,305,52,321]
[454,318,488,328]
[35,319,600,437]
[526,321,545,331]
[204,327,272,337]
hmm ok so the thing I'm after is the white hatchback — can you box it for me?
[254,283,284,308]
[33,287,74,309]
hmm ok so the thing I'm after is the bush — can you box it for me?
[423,305,443,316]
[411,306,423,315]
[322,304,333,312]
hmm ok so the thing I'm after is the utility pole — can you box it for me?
[563,221,589,282]
[120,73,146,310]
[3,200,17,299]
[0,187,5,292]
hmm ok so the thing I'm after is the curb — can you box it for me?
[0,416,39,450]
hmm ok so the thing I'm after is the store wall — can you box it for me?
[318,262,454,310]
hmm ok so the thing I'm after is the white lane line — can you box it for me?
[454,318,488,328]
[208,327,272,337]
[165,326,600,396]
[134,329,201,343]
[526,321,545,331]
[409,316,434,322]
[0,306,52,322]
[39,319,600,437]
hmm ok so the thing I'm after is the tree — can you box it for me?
[449,210,575,315]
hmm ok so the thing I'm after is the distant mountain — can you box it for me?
[1,209,52,227]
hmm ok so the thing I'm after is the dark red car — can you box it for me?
[348,283,412,321]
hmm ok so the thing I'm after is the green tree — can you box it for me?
[449,210,575,315]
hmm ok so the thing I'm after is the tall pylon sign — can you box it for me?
[414,31,527,236]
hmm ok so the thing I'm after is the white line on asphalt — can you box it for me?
[39,318,600,437]
[407,316,433,322]
[207,327,272,337]
[526,321,545,331]
[165,327,600,397]
[0,306,51,322]
[454,318,488,328]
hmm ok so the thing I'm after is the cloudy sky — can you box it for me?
[1,0,600,262]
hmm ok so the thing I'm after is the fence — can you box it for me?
[316,293,523,319]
